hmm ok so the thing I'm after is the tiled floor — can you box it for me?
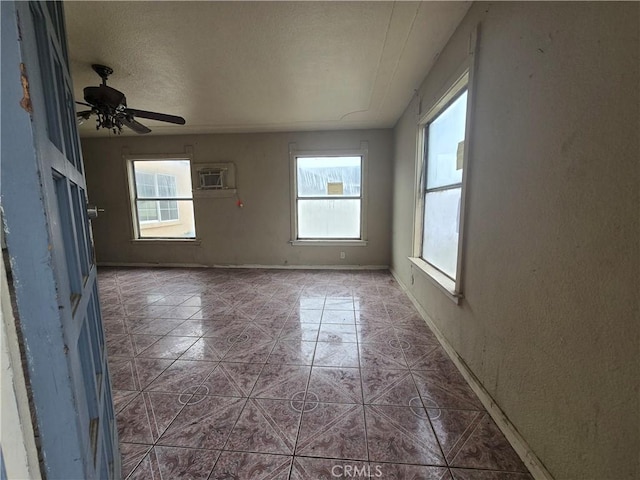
[98,268,533,480]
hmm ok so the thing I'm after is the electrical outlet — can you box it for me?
[340,252,346,259]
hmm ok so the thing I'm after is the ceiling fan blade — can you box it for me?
[76,110,92,119]
[121,116,152,134]
[125,108,186,125]
[76,101,93,107]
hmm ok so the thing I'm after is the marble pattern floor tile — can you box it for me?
[359,342,408,370]
[209,451,292,480]
[365,404,445,466]
[267,340,316,365]
[145,360,217,394]
[167,319,214,337]
[412,370,485,411]
[99,267,533,480]
[361,368,420,406]
[128,446,219,480]
[179,336,232,361]
[157,395,246,450]
[116,392,187,443]
[278,322,320,342]
[372,463,452,480]
[110,357,174,391]
[225,398,302,454]
[313,342,360,368]
[120,442,152,479]
[252,364,311,400]
[130,334,163,355]
[356,322,397,344]
[289,456,368,480]
[317,323,357,343]
[394,325,439,346]
[127,318,184,336]
[404,344,459,373]
[321,309,356,324]
[106,334,135,357]
[296,402,368,460]
[307,367,363,404]
[450,468,534,480]
[137,335,198,359]
[288,309,323,323]
[223,337,277,363]
[197,361,263,397]
[113,390,138,414]
[202,321,248,340]
[428,410,528,472]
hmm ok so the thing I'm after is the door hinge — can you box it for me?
[19,63,33,113]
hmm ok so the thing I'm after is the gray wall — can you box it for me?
[391,2,639,479]
[82,129,393,267]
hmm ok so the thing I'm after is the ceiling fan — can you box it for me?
[76,64,186,134]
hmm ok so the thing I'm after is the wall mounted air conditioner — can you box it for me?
[193,162,237,197]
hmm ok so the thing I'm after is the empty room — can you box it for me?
[1,1,638,480]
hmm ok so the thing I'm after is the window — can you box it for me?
[411,71,471,300]
[135,172,179,222]
[291,152,366,243]
[128,159,196,239]
[422,90,467,278]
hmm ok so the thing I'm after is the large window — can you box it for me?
[422,89,468,279]
[411,72,471,300]
[128,159,196,239]
[293,155,364,241]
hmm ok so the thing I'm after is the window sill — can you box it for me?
[290,239,368,247]
[408,257,462,305]
[131,238,201,246]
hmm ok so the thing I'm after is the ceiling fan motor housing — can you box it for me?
[83,85,126,109]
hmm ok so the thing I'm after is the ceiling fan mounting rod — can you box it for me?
[92,64,113,86]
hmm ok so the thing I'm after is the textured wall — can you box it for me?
[82,129,393,267]
[391,2,639,479]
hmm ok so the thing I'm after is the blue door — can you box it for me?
[1,1,119,478]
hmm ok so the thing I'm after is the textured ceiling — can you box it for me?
[65,1,470,137]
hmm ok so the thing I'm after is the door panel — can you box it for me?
[1,1,119,478]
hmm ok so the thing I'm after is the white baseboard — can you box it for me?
[390,268,554,480]
[97,262,389,271]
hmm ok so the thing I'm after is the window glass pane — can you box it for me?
[297,156,361,197]
[157,174,178,197]
[138,200,195,238]
[426,90,467,189]
[297,199,360,239]
[159,200,179,221]
[133,160,193,198]
[135,172,156,198]
[137,200,158,222]
[422,188,461,279]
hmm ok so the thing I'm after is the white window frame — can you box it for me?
[125,154,197,241]
[289,143,368,246]
[410,44,477,304]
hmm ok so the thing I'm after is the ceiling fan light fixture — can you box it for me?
[76,64,186,135]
